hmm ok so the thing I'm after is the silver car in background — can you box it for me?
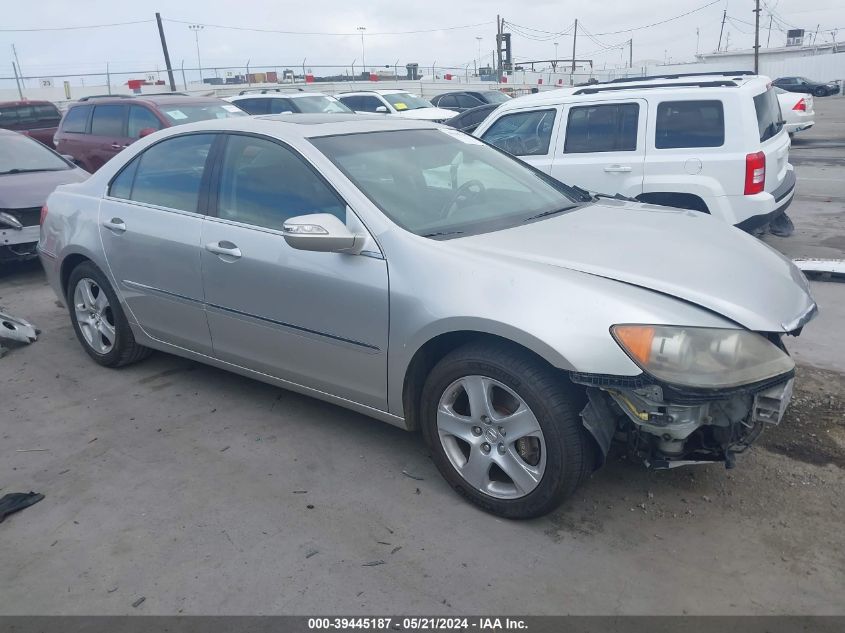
[39,115,816,518]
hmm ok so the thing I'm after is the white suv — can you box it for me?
[337,90,455,122]
[473,72,795,234]
[225,91,352,115]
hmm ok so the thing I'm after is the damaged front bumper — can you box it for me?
[573,372,794,469]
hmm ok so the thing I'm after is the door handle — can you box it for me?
[102,218,126,233]
[604,165,632,173]
[110,143,130,150]
[205,240,242,259]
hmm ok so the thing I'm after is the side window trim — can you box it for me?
[562,102,641,154]
[205,131,350,231]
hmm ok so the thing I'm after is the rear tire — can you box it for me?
[67,261,151,368]
[420,342,592,519]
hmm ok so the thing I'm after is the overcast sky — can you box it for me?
[2,0,843,81]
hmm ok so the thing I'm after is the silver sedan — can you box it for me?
[39,114,816,518]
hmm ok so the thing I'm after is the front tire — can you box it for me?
[813,86,827,97]
[67,261,151,367]
[420,342,592,519]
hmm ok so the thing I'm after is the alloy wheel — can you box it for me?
[73,277,116,355]
[436,375,546,499]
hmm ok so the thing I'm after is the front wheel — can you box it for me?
[813,86,827,97]
[420,342,593,519]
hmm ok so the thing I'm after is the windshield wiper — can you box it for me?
[0,168,64,175]
[421,230,465,238]
[522,204,578,223]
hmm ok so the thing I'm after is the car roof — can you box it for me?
[147,113,439,139]
[496,73,771,110]
[0,100,55,107]
[230,92,332,99]
[69,95,227,109]
[338,89,411,96]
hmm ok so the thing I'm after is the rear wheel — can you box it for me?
[67,261,151,367]
[420,342,592,519]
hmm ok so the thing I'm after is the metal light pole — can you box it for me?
[188,24,204,82]
[553,42,559,71]
[357,26,367,75]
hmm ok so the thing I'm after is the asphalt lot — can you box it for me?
[1,98,843,615]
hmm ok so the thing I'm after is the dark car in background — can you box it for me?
[773,76,840,97]
[0,129,88,262]
[0,100,63,148]
[430,90,511,113]
[54,95,246,172]
[445,103,500,133]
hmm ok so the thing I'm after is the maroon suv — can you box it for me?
[54,95,246,172]
[0,100,62,148]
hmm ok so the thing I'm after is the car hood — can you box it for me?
[456,200,816,333]
[0,168,88,209]
[396,107,457,121]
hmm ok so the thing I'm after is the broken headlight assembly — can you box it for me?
[610,325,794,389]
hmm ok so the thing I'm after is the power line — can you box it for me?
[0,19,154,32]
[588,0,721,36]
[162,18,495,36]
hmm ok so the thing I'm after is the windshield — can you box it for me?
[160,103,247,125]
[753,88,784,142]
[311,129,580,238]
[483,91,511,104]
[294,96,353,114]
[0,133,70,174]
[383,93,434,111]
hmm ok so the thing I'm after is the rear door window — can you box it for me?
[564,103,639,153]
[753,89,784,142]
[91,105,127,137]
[437,95,458,108]
[61,105,91,133]
[129,134,215,212]
[655,100,724,148]
[234,98,269,115]
[481,109,557,156]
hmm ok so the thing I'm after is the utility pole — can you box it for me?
[155,13,177,92]
[571,19,578,74]
[812,24,820,46]
[11,62,23,99]
[753,0,761,74]
[767,15,773,47]
[629,38,633,68]
[11,44,24,88]
[717,9,727,52]
[496,16,503,82]
[696,28,700,55]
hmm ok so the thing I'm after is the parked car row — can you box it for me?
[773,75,840,97]
[39,87,817,518]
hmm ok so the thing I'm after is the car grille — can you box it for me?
[0,207,41,228]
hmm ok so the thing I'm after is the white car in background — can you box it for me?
[337,90,455,122]
[774,87,815,136]
[224,91,352,115]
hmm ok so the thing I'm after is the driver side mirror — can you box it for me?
[282,213,361,253]
[138,127,158,138]
[375,106,389,113]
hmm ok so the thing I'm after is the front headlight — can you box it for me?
[611,325,794,389]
